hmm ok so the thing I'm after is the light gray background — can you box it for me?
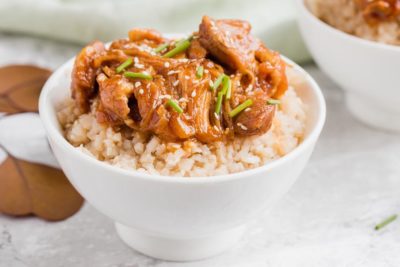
[0,33,399,267]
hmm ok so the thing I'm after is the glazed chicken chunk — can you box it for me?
[71,16,288,143]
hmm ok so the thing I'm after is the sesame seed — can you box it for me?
[207,62,214,68]
[179,97,188,102]
[168,70,178,75]
[209,80,214,87]
[164,62,170,68]
[213,125,219,131]
[204,69,209,74]
[185,76,190,80]
[159,95,171,100]
[134,57,139,63]
[245,85,253,92]
[237,123,248,130]
[245,108,251,112]
[135,81,141,87]
[173,80,179,86]
[179,58,189,63]
[191,91,196,97]
[135,63,144,69]
[139,89,144,94]
[146,83,150,89]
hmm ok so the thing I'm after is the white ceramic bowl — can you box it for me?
[296,0,400,132]
[39,56,325,261]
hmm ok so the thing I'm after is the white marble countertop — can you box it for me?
[1,33,400,267]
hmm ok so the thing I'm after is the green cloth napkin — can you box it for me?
[0,0,310,63]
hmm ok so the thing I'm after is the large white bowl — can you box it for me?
[39,56,325,261]
[296,0,400,132]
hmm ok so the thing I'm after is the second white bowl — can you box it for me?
[297,0,400,132]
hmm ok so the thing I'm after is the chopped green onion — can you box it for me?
[196,66,204,79]
[124,71,153,80]
[154,43,169,53]
[375,214,397,230]
[229,99,253,118]
[163,38,191,58]
[116,58,133,73]
[167,99,183,113]
[212,74,225,91]
[267,99,281,105]
[221,76,231,99]
[225,79,232,99]
[215,92,224,114]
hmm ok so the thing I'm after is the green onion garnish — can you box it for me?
[229,99,253,118]
[375,214,397,230]
[215,92,224,114]
[167,99,183,114]
[212,74,225,91]
[196,66,204,79]
[267,99,281,105]
[221,76,231,99]
[116,58,133,73]
[163,38,191,58]
[154,43,169,53]
[124,71,153,80]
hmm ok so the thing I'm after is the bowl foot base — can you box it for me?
[346,93,400,132]
[115,222,245,262]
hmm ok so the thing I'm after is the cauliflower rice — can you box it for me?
[57,76,306,177]
[307,0,400,46]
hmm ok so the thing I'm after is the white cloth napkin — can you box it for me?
[0,113,59,168]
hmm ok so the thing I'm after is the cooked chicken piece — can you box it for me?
[233,92,276,135]
[256,47,288,98]
[199,16,287,98]
[187,39,208,59]
[199,16,258,72]
[71,41,105,112]
[128,28,165,43]
[198,16,287,136]
[97,73,134,125]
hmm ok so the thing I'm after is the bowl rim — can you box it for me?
[39,55,326,184]
[296,0,400,52]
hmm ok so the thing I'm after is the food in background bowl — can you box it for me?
[57,16,306,177]
[307,0,400,46]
